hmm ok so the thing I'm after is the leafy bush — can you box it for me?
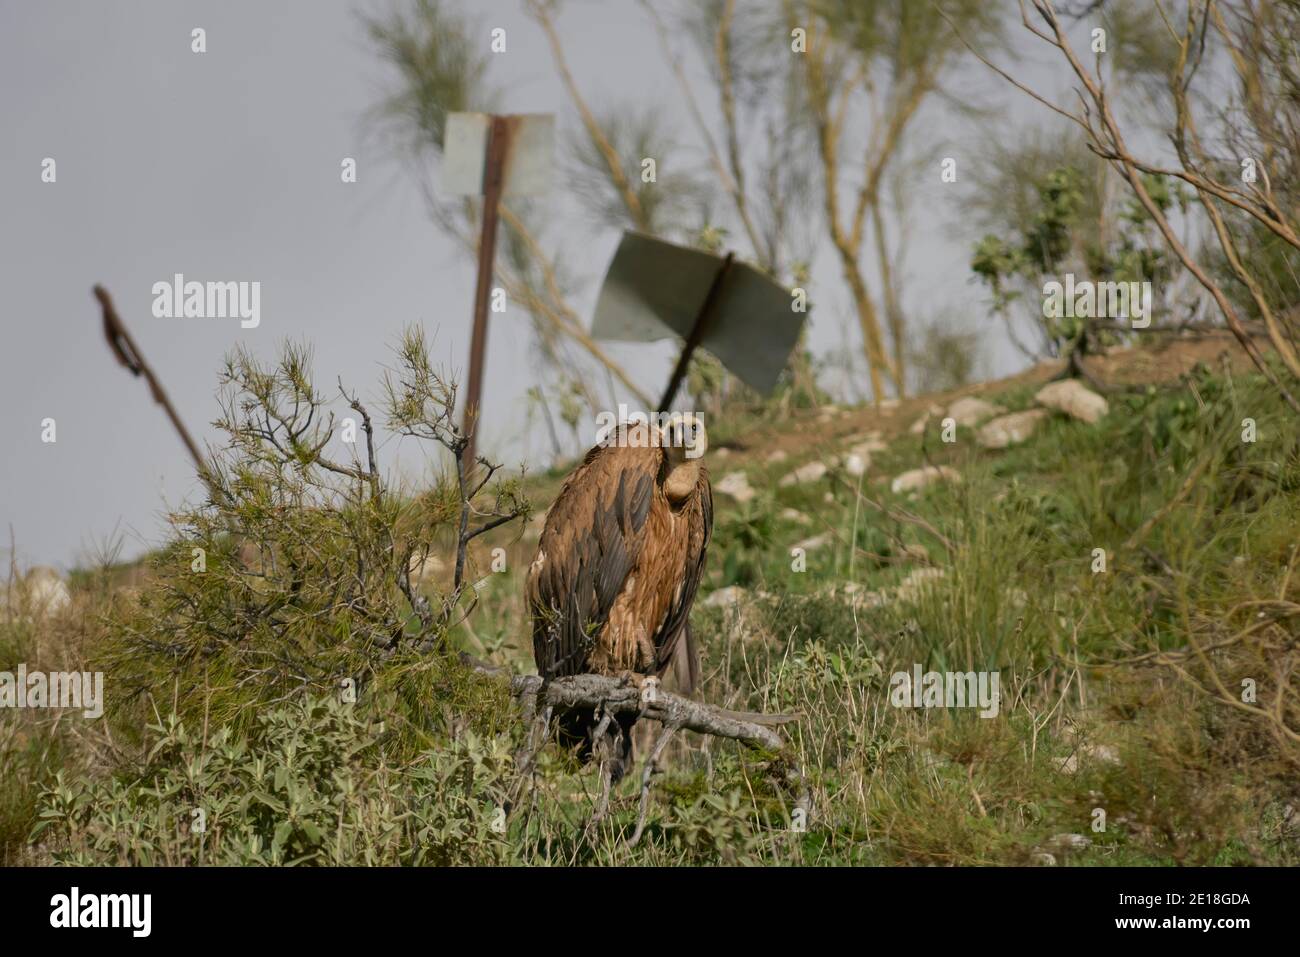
[33,695,517,866]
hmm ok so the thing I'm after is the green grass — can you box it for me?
[3,354,1298,865]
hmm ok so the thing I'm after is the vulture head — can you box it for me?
[659,412,707,505]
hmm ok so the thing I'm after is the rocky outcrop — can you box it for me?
[793,532,832,551]
[947,396,1004,427]
[1035,379,1109,424]
[890,465,962,494]
[716,471,757,503]
[977,409,1049,449]
[909,404,945,434]
[779,460,829,486]
[0,566,72,620]
[843,431,888,457]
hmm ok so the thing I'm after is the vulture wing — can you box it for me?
[528,441,660,678]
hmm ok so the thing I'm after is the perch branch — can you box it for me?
[462,657,809,835]
[504,671,796,752]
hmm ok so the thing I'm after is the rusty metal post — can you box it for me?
[657,252,735,412]
[462,115,512,469]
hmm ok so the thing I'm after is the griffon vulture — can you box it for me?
[526,413,712,779]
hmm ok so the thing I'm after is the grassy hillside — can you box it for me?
[3,334,1298,865]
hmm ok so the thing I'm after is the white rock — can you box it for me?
[844,430,887,455]
[408,553,447,581]
[715,471,756,503]
[1030,852,1058,867]
[847,438,887,458]
[894,566,946,602]
[1089,744,1120,765]
[1035,379,1109,424]
[24,567,71,615]
[1060,743,1121,775]
[766,449,788,464]
[909,404,944,434]
[909,415,937,434]
[779,461,829,487]
[947,396,1004,427]
[851,590,888,609]
[0,566,72,620]
[901,543,929,562]
[793,532,831,551]
[779,508,811,525]
[890,466,962,495]
[850,445,882,466]
[1048,833,1092,851]
[977,409,1048,449]
[703,585,748,609]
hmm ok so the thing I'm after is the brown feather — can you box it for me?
[527,425,712,684]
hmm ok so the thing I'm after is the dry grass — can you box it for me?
[3,338,1298,865]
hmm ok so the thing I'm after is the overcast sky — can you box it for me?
[0,0,1071,569]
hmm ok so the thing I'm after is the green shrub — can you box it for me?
[33,694,517,866]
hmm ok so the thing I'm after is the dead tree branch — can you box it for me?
[506,672,799,750]
[463,655,809,834]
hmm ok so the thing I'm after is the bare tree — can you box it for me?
[786,0,1002,401]
[946,0,1300,411]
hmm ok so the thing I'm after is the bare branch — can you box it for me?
[527,0,647,229]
